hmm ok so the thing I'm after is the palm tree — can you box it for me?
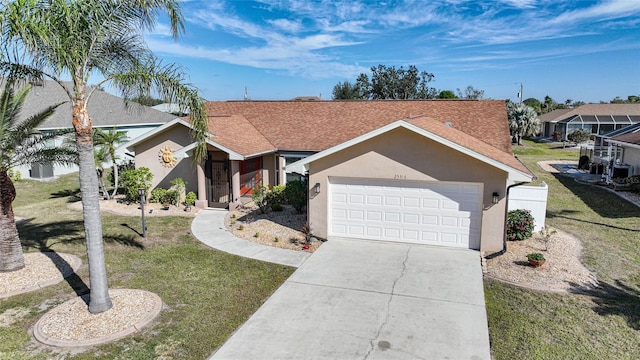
[94,146,110,200]
[0,0,208,313]
[507,102,541,145]
[0,83,76,272]
[94,128,128,199]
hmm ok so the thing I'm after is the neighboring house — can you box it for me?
[604,131,640,180]
[539,103,640,140]
[14,80,178,179]
[124,100,534,252]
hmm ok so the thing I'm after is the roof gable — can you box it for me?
[288,120,533,183]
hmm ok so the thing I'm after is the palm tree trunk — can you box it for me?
[0,169,24,272]
[110,160,118,199]
[73,99,112,314]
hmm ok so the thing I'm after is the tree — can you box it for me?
[93,128,128,199]
[523,97,542,114]
[0,83,76,272]
[507,101,541,145]
[567,129,591,144]
[0,0,207,313]
[131,95,164,106]
[94,146,110,200]
[456,85,484,99]
[332,81,363,100]
[354,65,437,100]
[437,90,457,99]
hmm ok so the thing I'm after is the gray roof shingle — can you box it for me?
[17,80,177,129]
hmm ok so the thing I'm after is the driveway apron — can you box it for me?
[209,237,491,360]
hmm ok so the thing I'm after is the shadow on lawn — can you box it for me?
[569,280,640,331]
[49,188,82,202]
[547,209,640,232]
[17,218,144,301]
[552,173,640,221]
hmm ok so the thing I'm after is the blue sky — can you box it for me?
[144,0,640,103]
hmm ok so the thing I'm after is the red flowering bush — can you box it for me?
[506,209,535,241]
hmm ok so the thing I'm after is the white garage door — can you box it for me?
[329,178,483,249]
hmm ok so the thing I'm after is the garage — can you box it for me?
[329,178,483,249]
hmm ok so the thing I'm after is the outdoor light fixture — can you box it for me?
[314,183,321,195]
[492,192,500,204]
[138,188,147,238]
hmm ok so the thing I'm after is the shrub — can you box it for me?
[271,202,283,212]
[8,168,21,181]
[164,189,180,206]
[252,184,270,214]
[184,191,197,206]
[527,253,545,261]
[506,209,535,241]
[567,129,590,144]
[150,188,167,203]
[284,180,307,214]
[268,184,286,205]
[120,167,153,202]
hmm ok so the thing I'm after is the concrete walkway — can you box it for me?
[191,209,311,267]
[191,210,490,360]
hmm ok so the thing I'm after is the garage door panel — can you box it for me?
[329,179,482,249]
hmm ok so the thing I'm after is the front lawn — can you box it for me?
[486,140,640,359]
[1,174,294,359]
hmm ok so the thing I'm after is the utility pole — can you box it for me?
[517,83,523,104]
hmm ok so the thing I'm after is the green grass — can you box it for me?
[2,174,294,359]
[486,140,640,359]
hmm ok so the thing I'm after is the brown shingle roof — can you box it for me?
[611,132,640,146]
[207,115,275,156]
[204,100,512,153]
[540,103,640,122]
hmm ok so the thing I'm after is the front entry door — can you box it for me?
[206,159,230,208]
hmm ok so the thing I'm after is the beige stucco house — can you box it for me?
[122,100,534,252]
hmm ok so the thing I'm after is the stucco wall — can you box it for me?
[307,127,509,252]
[622,147,640,176]
[133,125,198,193]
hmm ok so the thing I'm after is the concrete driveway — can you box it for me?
[209,238,491,360]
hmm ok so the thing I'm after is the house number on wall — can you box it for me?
[394,174,407,179]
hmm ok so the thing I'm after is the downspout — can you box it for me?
[502,181,530,253]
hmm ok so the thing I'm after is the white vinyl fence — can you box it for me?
[508,182,549,232]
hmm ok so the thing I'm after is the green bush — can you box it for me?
[271,202,283,212]
[506,209,535,241]
[8,168,21,181]
[120,167,153,202]
[150,188,167,203]
[268,184,286,205]
[284,180,307,214]
[185,191,197,206]
[164,189,180,206]
[252,184,270,214]
[567,129,590,144]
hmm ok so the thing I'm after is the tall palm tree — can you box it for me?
[0,83,76,272]
[94,128,128,199]
[507,102,541,145]
[0,0,208,313]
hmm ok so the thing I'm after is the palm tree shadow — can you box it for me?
[50,188,82,203]
[568,280,640,330]
[17,218,144,302]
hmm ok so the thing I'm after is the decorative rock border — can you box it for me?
[33,289,163,347]
[0,252,82,299]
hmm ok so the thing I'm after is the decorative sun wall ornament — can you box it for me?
[158,146,177,168]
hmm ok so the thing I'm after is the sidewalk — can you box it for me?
[190,209,311,268]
